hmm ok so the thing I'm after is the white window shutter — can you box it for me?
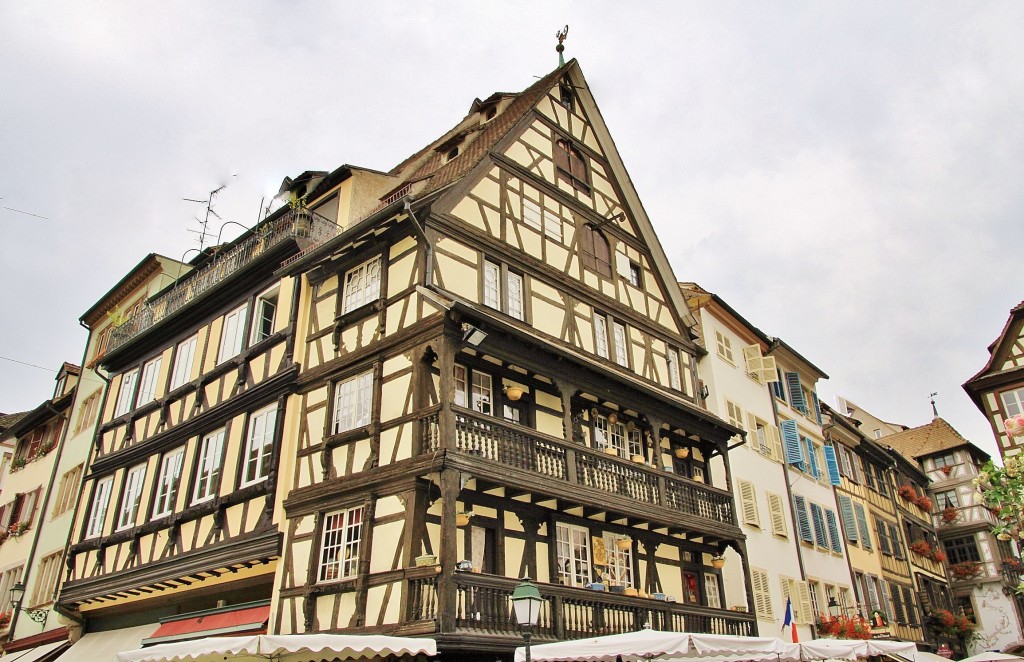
[615,251,632,278]
[739,480,760,527]
[760,355,779,383]
[797,581,813,624]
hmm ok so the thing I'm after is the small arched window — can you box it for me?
[554,139,590,193]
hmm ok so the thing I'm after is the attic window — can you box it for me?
[559,84,574,111]
[485,106,497,121]
[554,139,590,193]
[446,146,459,162]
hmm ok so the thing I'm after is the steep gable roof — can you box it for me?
[883,416,988,463]
[964,300,1024,406]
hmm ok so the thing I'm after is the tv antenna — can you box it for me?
[182,175,236,251]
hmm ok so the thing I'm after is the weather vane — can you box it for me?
[556,25,569,66]
[929,392,939,418]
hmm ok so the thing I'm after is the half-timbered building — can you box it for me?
[54,210,336,656]
[964,300,1024,460]
[274,60,753,657]
[885,418,1024,654]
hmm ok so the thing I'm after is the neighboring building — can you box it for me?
[768,342,855,637]
[823,403,932,647]
[54,212,324,658]
[964,300,1024,459]
[681,284,817,641]
[271,59,755,657]
[0,363,79,659]
[885,417,1024,654]
[835,396,908,441]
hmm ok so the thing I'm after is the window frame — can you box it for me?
[240,403,278,487]
[151,446,185,519]
[482,259,526,321]
[192,428,226,505]
[85,476,114,538]
[116,463,148,531]
[318,505,364,583]
[136,355,163,405]
[331,371,374,435]
[555,522,592,587]
[341,255,382,314]
[553,137,591,193]
[113,368,140,417]
[217,301,250,364]
[249,284,280,345]
[169,334,198,391]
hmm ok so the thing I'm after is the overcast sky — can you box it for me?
[2,2,1020,459]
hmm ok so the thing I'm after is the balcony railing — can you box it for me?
[446,572,754,640]
[422,408,734,525]
[108,209,339,352]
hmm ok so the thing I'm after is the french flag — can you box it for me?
[781,597,799,643]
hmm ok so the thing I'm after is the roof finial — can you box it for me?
[929,392,939,418]
[555,25,569,67]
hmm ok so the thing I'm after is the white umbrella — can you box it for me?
[865,641,918,657]
[959,653,1024,662]
[514,629,799,662]
[115,633,437,662]
[801,639,868,660]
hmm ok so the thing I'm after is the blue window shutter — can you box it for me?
[805,438,819,479]
[781,420,804,470]
[811,503,827,547]
[825,509,843,552]
[772,369,786,401]
[794,495,813,544]
[823,445,841,486]
[855,503,872,549]
[811,391,822,425]
[785,372,806,413]
[838,495,859,542]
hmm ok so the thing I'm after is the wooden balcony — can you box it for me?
[408,571,754,648]
[423,407,737,537]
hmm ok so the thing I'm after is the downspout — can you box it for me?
[404,200,433,287]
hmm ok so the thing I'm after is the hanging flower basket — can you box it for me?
[910,540,932,556]
[898,485,916,501]
[941,506,959,524]
[931,549,947,563]
[951,561,982,578]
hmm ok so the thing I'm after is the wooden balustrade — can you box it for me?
[449,572,754,640]
[421,408,734,524]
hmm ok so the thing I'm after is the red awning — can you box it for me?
[143,604,270,645]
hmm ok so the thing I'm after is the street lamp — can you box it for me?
[827,596,841,617]
[8,582,47,627]
[510,577,544,662]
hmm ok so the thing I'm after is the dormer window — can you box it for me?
[446,146,459,162]
[484,106,497,122]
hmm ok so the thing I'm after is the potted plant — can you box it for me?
[631,454,646,464]
[455,512,472,527]
[604,446,619,455]
[931,549,947,563]
[910,540,932,556]
[951,561,982,578]
[916,494,934,511]
[616,537,632,551]
[941,465,953,476]
[898,485,916,501]
[414,554,438,567]
[675,447,690,459]
[711,555,726,569]
[941,506,959,524]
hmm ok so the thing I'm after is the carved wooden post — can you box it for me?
[437,467,459,633]
[438,327,459,450]
[735,540,758,635]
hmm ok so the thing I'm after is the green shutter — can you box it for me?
[785,372,807,413]
[794,495,813,544]
[855,503,872,549]
[781,420,805,470]
[825,509,843,552]
[838,495,859,543]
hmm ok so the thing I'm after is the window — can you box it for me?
[136,356,163,405]
[483,260,525,321]
[116,463,147,530]
[1001,388,1024,417]
[579,225,611,277]
[592,414,642,459]
[113,368,140,417]
[667,349,681,390]
[30,552,62,607]
[602,533,633,588]
[86,476,113,538]
[628,261,642,287]
[332,371,373,434]
[19,428,46,460]
[704,574,722,609]
[242,404,278,486]
[217,302,249,364]
[74,390,101,434]
[152,447,184,518]
[612,322,629,367]
[810,503,828,548]
[594,314,609,359]
[170,335,198,390]
[715,331,734,363]
[738,480,760,528]
[781,576,812,624]
[471,371,493,416]
[51,464,82,518]
[933,453,957,469]
[559,83,574,111]
[342,255,382,314]
[935,489,960,509]
[0,567,24,615]
[250,285,279,344]
[554,138,589,193]
[193,429,225,504]
[742,345,778,384]
[768,492,788,537]
[318,506,363,582]
[944,535,981,564]
[751,568,774,619]
[748,415,782,461]
[555,523,591,587]
[725,401,744,430]
[54,374,67,399]
[771,368,786,401]
[520,185,562,242]
[808,580,822,620]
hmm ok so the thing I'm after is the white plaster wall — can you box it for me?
[969,582,1024,654]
